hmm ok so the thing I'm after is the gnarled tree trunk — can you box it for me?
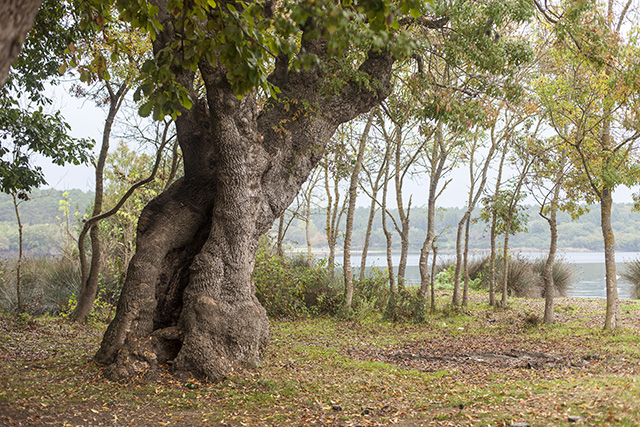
[94,5,393,380]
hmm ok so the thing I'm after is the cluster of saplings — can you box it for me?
[3,245,640,322]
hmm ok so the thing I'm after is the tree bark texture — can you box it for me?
[94,4,394,381]
[0,0,42,88]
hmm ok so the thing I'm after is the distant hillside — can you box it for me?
[0,189,93,256]
[0,189,638,257]
[0,189,93,226]
[281,203,640,253]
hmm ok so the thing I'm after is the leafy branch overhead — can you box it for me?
[77,0,438,120]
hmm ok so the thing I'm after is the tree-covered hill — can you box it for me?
[0,189,93,256]
[0,189,93,225]
[281,203,640,253]
[0,190,638,256]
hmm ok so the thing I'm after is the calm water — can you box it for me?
[348,252,640,299]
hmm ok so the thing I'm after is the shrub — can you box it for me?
[531,257,574,297]
[253,249,342,318]
[471,253,575,298]
[383,288,426,323]
[621,259,640,299]
[351,268,389,312]
[431,258,484,291]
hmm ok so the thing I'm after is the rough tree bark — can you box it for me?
[94,4,394,381]
[0,0,42,88]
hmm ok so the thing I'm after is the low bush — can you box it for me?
[531,256,574,297]
[464,253,575,298]
[621,259,640,299]
[383,288,426,323]
[253,249,342,318]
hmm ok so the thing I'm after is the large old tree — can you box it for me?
[88,0,430,380]
[84,0,533,380]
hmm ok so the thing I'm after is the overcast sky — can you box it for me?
[38,81,638,209]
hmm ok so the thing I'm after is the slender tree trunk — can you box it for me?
[488,208,498,306]
[73,83,127,323]
[276,214,285,257]
[462,215,471,307]
[305,196,313,267]
[300,173,319,268]
[602,186,621,329]
[501,221,512,307]
[11,193,23,312]
[489,146,508,307]
[418,193,436,300]
[344,114,374,308]
[324,161,345,281]
[359,152,388,280]
[381,146,395,294]
[323,164,335,279]
[452,214,466,307]
[542,203,558,324]
[419,122,446,300]
[393,123,411,291]
[359,196,377,280]
[430,245,438,313]
[542,161,563,324]
[453,133,497,307]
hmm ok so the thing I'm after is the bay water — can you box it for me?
[349,251,640,299]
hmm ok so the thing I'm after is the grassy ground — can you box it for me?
[1,292,640,426]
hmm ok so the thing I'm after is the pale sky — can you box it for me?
[38,82,638,209]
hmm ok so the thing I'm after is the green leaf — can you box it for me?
[139,101,154,117]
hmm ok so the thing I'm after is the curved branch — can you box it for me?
[80,128,173,234]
